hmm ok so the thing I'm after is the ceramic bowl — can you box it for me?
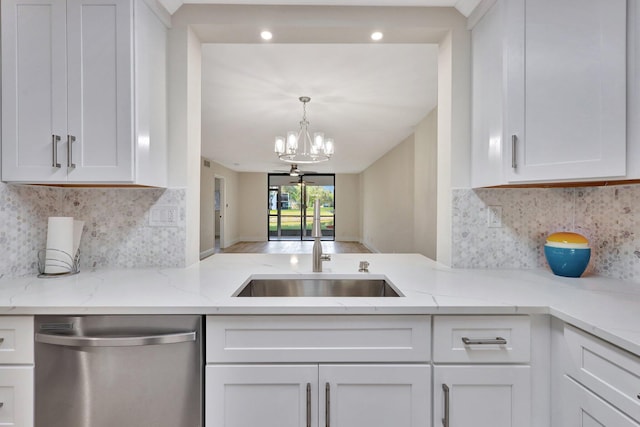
[544,232,591,278]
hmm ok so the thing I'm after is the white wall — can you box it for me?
[414,109,438,260]
[361,135,416,253]
[168,25,201,266]
[335,174,362,242]
[238,173,268,241]
[200,158,241,253]
[360,109,438,256]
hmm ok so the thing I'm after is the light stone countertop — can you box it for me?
[1,253,639,356]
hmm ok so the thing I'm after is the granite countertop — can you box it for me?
[1,253,639,356]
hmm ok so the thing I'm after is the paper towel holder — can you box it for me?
[37,249,80,278]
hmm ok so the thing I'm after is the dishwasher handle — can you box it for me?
[35,331,196,347]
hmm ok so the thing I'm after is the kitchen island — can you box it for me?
[1,253,639,427]
[0,253,638,354]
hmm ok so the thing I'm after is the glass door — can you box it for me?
[268,174,334,241]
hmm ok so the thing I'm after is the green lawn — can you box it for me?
[269,208,334,216]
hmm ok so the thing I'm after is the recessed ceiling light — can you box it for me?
[260,31,273,41]
[371,31,384,41]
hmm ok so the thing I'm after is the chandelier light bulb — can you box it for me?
[274,136,285,154]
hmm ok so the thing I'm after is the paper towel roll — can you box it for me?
[45,217,75,274]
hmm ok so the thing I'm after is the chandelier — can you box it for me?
[274,96,335,164]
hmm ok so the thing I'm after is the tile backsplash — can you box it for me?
[0,183,186,279]
[452,185,640,282]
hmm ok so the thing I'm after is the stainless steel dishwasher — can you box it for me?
[34,315,202,427]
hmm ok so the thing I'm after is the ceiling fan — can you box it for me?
[271,164,317,177]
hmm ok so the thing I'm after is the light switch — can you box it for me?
[487,205,503,228]
[149,205,179,227]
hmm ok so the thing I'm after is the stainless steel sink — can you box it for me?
[235,278,402,297]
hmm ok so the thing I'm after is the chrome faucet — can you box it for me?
[312,198,331,272]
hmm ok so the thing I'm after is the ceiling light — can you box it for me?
[371,31,384,41]
[274,96,334,164]
[289,164,300,176]
[260,30,273,40]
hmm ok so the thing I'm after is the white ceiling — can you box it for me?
[201,43,439,174]
[174,1,479,174]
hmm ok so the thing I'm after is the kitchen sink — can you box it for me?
[234,277,403,297]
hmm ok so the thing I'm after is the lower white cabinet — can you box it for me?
[0,317,34,427]
[0,367,34,427]
[205,364,431,427]
[562,375,640,427]
[433,365,531,427]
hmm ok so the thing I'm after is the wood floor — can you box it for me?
[221,241,372,254]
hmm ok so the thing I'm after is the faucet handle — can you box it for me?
[321,254,331,261]
[359,261,370,272]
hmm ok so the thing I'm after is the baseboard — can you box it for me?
[361,241,380,253]
[200,248,215,260]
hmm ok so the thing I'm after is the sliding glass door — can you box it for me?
[268,174,335,241]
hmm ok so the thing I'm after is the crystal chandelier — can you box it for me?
[274,96,335,164]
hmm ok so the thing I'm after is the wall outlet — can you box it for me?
[487,205,503,228]
[149,205,180,227]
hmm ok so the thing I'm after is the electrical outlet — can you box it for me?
[487,205,503,228]
[149,205,180,227]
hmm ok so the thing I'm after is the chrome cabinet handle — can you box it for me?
[306,383,311,427]
[0,338,4,344]
[442,384,450,427]
[462,337,507,345]
[52,135,61,168]
[35,331,195,347]
[0,402,3,409]
[511,134,517,169]
[67,135,76,169]
[325,382,330,427]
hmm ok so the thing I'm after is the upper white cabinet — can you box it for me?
[471,0,627,186]
[1,0,168,186]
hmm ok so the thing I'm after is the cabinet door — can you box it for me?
[319,364,430,427]
[66,0,133,182]
[1,0,68,182]
[562,375,640,426]
[506,0,627,183]
[205,365,318,427]
[0,366,34,427]
[471,0,506,187]
[433,365,530,427]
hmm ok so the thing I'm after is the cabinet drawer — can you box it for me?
[206,315,431,363]
[0,317,33,364]
[0,366,34,427]
[564,324,640,422]
[433,315,530,363]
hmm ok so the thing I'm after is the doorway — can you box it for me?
[214,176,225,252]
[268,174,335,241]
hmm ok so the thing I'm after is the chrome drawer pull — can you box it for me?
[0,338,4,344]
[462,337,507,345]
[0,402,4,408]
[67,135,76,169]
[52,135,61,168]
[306,383,311,427]
[325,382,330,427]
[442,384,450,427]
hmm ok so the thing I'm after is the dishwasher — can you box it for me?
[34,315,202,427]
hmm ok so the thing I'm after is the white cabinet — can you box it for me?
[0,317,34,427]
[471,0,627,186]
[433,315,533,427]
[1,0,168,186]
[206,364,430,427]
[205,315,431,427]
[433,365,531,427]
[562,375,640,427]
[552,320,640,426]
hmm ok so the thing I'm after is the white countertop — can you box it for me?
[1,253,639,355]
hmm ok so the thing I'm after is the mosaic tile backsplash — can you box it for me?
[452,185,640,283]
[0,183,186,279]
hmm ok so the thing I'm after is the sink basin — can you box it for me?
[235,278,402,297]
